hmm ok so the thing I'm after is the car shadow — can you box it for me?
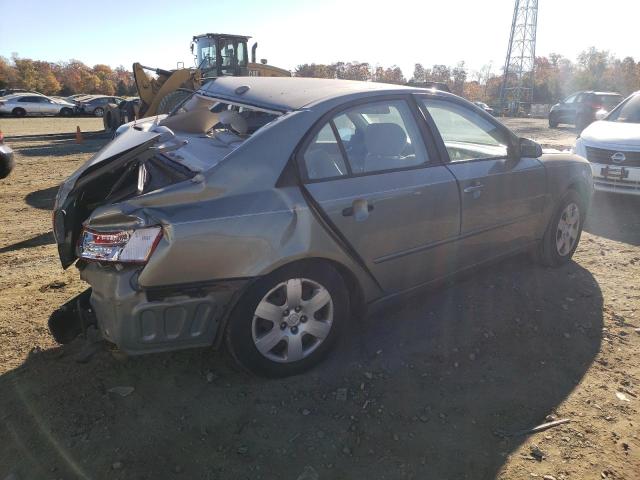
[0,231,55,253]
[25,185,59,210]
[16,138,104,158]
[0,256,602,479]
[4,131,109,142]
[585,192,640,246]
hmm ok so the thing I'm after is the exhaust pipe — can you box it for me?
[251,42,258,64]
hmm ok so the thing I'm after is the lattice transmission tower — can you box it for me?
[499,0,539,115]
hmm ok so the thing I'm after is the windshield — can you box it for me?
[196,38,217,70]
[606,94,640,123]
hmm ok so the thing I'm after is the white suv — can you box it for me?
[574,91,640,196]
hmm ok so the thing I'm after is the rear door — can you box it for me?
[17,96,42,114]
[299,97,461,293]
[417,96,547,265]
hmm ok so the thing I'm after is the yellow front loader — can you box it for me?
[104,33,290,131]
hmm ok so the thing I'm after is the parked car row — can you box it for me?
[0,93,76,117]
[68,95,127,116]
[0,90,128,117]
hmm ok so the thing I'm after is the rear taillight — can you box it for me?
[78,227,162,264]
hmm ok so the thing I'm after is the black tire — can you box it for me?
[156,89,194,115]
[548,114,559,128]
[93,107,104,117]
[533,190,586,267]
[225,261,349,377]
[0,149,15,179]
[60,107,73,117]
[12,108,26,117]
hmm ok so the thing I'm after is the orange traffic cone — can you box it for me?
[75,126,83,144]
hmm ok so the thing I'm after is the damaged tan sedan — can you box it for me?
[50,77,593,376]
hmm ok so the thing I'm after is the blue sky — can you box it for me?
[1,0,638,77]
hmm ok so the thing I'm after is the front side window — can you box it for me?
[421,98,509,162]
[564,94,577,104]
[197,39,217,70]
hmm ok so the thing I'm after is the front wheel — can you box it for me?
[93,107,104,117]
[548,114,559,128]
[533,190,585,267]
[60,107,73,117]
[225,262,348,377]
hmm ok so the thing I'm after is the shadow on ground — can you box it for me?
[16,138,103,158]
[25,185,59,211]
[0,257,602,480]
[5,131,110,141]
[0,231,54,254]
[585,192,640,246]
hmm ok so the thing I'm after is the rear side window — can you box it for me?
[421,98,509,162]
[301,99,429,180]
[303,123,349,180]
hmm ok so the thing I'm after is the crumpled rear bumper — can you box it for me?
[79,263,245,355]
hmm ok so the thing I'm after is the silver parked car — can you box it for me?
[0,93,75,117]
[50,77,593,376]
[77,95,125,117]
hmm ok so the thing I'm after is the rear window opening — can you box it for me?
[160,92,281,139]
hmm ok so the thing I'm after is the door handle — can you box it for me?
[342,199,374,221]
[463,184,485,194]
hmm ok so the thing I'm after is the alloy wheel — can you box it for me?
[251,278,333,363]
[556,202,580,256]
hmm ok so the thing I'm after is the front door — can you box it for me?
[418,96,547,265]
[299,98,461,293]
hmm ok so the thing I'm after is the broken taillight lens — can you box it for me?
[79,227,162,264]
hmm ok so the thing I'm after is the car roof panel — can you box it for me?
[198,77,424,112]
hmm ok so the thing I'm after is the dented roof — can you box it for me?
[197,76,418,112]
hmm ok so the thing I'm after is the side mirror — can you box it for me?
[595,109,607,121]
[519,137,543,158]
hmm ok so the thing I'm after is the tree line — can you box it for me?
[2,47,639,105]
[296,48,640,105]
[0,55,137,96]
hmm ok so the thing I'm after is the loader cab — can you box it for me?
[192,33,250,78]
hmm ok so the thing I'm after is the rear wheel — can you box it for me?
[225,262,348,377]
[93,107,104,117]
[533,190,585,267]
[12,107,26,117]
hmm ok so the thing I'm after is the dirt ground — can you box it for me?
[0,117,638,480]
